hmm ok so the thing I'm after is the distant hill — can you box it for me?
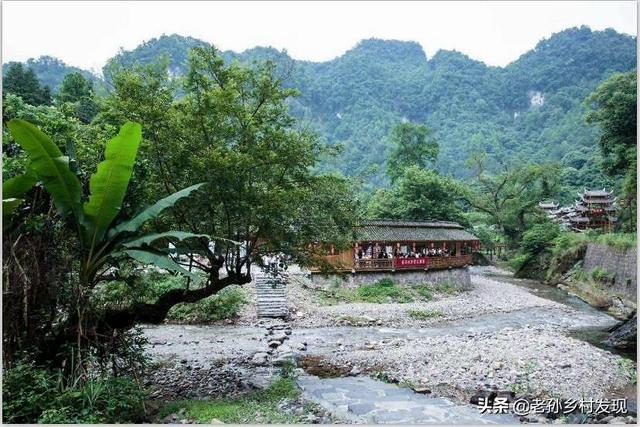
[7,27,636,193]
[3,56,100,93]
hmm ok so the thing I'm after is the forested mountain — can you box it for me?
[6,27,636,194]
[2,56,100,92]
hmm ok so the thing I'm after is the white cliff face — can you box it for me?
[528,90,545,107]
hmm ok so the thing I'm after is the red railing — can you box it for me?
[352,254,472,272]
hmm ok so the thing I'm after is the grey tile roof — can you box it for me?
[355,220,479,242]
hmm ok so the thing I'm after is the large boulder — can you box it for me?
[603,311,637,350]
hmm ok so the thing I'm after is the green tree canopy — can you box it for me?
[98,46,357,286]
[386,122,439,183]
[56,72,99,123]
[585,70,636,230]
[465,156,561,243]
[3,63,52,106]
[367,166,466,224]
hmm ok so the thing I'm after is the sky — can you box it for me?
[2,1,637,73]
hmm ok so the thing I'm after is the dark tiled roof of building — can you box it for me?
[355,220,479,242]
[539,202,559,209]
[583,190,613,197]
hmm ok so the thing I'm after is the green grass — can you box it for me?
[319,285,358,305]
[414,285,434,301]
[407,309,444,319]
[594,233,636,250]
[356,279,414,303]
[157,376,303,424]
[435,282,457,295]
[320,279,458,305]
[616,358,637,385]
[590,267,616,284]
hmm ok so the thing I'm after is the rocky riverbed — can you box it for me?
[233,267,615,329]
[142,267,636,424]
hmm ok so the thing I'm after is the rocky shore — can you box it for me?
[142,267,636,424]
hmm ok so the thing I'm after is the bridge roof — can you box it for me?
[356,220,479,242]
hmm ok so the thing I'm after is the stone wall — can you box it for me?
[582,243,637,299]
[309,267,471,290]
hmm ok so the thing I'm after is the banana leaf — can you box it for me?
[118,248,202,282]
[7,119,82,220]
[108,183,204,238]
[3,168,37,199]
[122,231,209,248]
[83,122,142,246]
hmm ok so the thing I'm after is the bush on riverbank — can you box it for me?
[2,363,147,423]
[320,279,457,305]
[167,286,247,323]
[95,272,248,323]
[513,230,635,282]
[157,376,305,423]
[356,278,414,303]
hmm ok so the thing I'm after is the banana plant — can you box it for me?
[6,119,206,287]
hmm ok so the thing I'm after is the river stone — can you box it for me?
[270,332,288,342]
[470,390,496,405]
[274,353,296,366]
[277,344,292,354]
[268,340,281,348]
[251,352,269,366]
[604,311,637,350]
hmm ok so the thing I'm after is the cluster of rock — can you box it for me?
[251,323,307,367]
[144,363,253,400]
[322,324,631,402]
[276,398,333,424]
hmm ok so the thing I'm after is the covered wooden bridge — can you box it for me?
[310,220,480,273]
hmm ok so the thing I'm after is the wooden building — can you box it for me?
[569,189,618,232]
[309,220,480,273]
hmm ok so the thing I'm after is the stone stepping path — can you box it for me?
[297,375,516,424]
[255,273,288,318]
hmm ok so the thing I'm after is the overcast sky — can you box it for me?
[2,1,637,73]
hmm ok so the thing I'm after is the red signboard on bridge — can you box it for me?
[394,257,428,268]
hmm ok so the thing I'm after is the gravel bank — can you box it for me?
[142,268,635,420]
[234,270,613,329]
[321,324,631,401]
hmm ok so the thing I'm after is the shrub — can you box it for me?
[356,279,414,303]
[158,376,302,424]
[590,267,616,284]
[167,286,247,323]
[414,285,434,300]
[436,282,457,294]
[521,222,561,256]
[3,363,147,424]
[509,253,530,271]
[595,233,636,250]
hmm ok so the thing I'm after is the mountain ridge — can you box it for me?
[3,26,636,194]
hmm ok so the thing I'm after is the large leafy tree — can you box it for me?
[367,166,467,224]
[585,71,637,230]
[465,155,561,243]
[96,47,356,325]
[3,62,52,106]
[385,122,439,183]
[56,72,100,123]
